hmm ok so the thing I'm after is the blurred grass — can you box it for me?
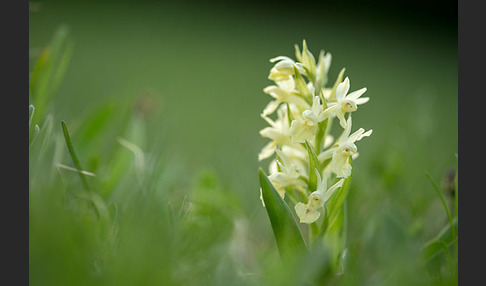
[29,0,457,285]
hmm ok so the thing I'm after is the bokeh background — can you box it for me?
[29,0,457,285]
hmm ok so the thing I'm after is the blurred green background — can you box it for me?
[29,0,457,285]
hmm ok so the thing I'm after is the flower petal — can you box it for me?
[290,119,317,143]
[321,104,340,119]
[336,77,350,101]
[346,87,367,100]
[337,111,347,129]
[262,100,281,116]
[258,141,276,161]
[270,56,294,63]
[332,152,352,178]
[355,97,370,105]
[322,179,344,202]
[295,203,321,224]
[318,147,335,162]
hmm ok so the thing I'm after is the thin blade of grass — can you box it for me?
[61,120,90,190]
[29,105,35,130]
[55,163,96,177]
[454,154,458,218]
[30,25,72,134]
[422,217,457,262]
[425,173,455,239]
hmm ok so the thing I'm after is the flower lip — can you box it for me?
[308,192,323,208]
[340,143,357,155]
[341,101,357,112]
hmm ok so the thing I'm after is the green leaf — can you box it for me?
[301,40,316,83]
[326,160,353,228]
[422,217,458,262]
[294,43,302,62]
[322,202,346,272]
[314,118,328,154]
[286,103,294,126]
[259,168,307,257]
[293,66,312,103]
[303,141,319,191]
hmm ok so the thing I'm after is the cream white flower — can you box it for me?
[289,95,326,143]
[268,56,306,82]
[322,77,369,128]
[258,105,294,161]
[272,145,308,175]
[268,149,306,190]
[318,116,372,178]
[263,77,310,116]
[261,100,281,117]
[294,169,344,224]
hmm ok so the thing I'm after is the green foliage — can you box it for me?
[259,168,308,257]
[422,172,458,284]
[30,24,73,143]
[326,163,352,230]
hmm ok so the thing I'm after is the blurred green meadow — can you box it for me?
[29,0,457,285]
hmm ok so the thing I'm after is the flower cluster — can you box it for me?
[259,40,372,224]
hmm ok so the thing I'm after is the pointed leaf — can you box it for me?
[327,160,353,227]
[301,40,316,83]
[294,44,302,62]
[293,66,312,102]
[259,168,307,257]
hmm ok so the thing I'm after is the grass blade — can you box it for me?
[454,154,458,218]
[30,25,73,134]
[61,120,90,190]
[425,173,455,239]
[259,168,307,257]
[422,217,457,262]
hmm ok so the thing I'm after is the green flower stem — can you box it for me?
[314,118,328,154]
